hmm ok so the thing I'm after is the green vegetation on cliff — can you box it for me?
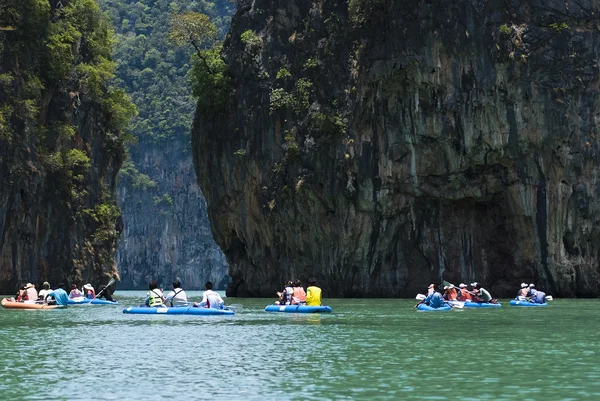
[98,0,234,142]
[0,0,136,290]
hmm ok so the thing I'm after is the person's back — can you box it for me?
[145,280,164,307]
[24,284,38,301]
[457,284,471,301]
[69,285,83,299]
[165,280,188,306]
[47,286,69,306]
[199,281,224,309]
[292,280,306,304]
[305,279,322,306]
[425,291,445,308]
[38,282,52,300]
[83,284,95,299]
[444,287,457,301]
[477,287,492,302]
[531,290,546,304]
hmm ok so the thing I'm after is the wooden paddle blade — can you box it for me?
[442,280,455,288]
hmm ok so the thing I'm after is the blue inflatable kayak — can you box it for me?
[265,305,332,313]
[67,297,118,305]
[123,306,234,315]
[417,303,451,311]
[509,300,548,307]
[463,301,502,308]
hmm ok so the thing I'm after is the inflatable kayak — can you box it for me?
[1,298,63,309]
[463,301,502,308]
[416,303,452,311]
[67,297,118,305]
[123,306,234,315]
[509,300,548,307]
[265,305,332,313]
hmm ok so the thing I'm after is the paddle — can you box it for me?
[225,304,243,313]
[93,278,116,299]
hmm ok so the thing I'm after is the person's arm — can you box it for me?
[198,292,208,307]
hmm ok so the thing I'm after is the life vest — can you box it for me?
[458,289,471,300]
[445,288,458,300]
[292,287,306,303]
[305,286,322,306]
[148,289,164,307]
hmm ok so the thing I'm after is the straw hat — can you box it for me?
[24,283,34,289]
[83,284,94,290]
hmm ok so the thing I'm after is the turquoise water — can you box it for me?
[0,292,598,400]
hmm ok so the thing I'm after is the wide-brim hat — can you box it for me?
[83,284,94,290]
[520,283,528,288]
[24,283,34,289]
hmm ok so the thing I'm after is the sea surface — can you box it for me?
[0,291,598,400]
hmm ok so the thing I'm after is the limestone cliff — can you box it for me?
[116,139,228,289]
[0,0,134,292]
[193,0,600,297]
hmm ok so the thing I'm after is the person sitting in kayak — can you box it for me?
[276,281,294,305]
[69,284,83,299]
[291,280,306,304]
[442,285,458,301]
[96,285,115,302]
[471,282,495,303]
[195,281,224,309]
[23,283,38,301]
[15,284,26,302]
[83,284,95,299]
[165,280,188,306]
[145,280,165,307]
[456,283,472,301]
[46,284,69,306]
[527,284,546,304]
[516,283,529,298]
[424,284,445,308]
[304,278,322,306]
[38,282,52,301]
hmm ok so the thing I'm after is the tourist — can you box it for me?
[46,283,69,306]
[527,284,546,304]
[457,283,472,301]
[517,283,528,298]
[15,284,26,302]
[23,283,38,301]
[471,282,493,303]
[291,280,306,304]
[83,284,95,299]
[165,280,188,306]
[96,285,115,302]
[69,284,83,299]
[305,278,322,306]
[145,280,165,307]
[424,285,445,308]
[38,282,53,300]
[195,281,224,309]
[443,285,458,301]
[276,281,294,305]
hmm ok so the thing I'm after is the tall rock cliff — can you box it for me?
[0,0,134,293]
[193,0,600,297]
[99,0,231,289]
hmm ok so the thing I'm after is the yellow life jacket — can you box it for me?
[305,286,322,306]
[148,289,164,307]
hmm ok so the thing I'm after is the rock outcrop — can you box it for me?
[193,0,600,297]
[116,139,228,289]
[0,0,132,293]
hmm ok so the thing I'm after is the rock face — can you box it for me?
[0,0,131,293]
[193,0,600,297]
[116,139,228,289]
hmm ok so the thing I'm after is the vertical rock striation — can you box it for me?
[0,0,133,292]
[116,139,228,289]
[193,0,600,297]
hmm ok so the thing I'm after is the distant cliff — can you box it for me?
[0,0,134,292]
[98,0,232,289]
[193,0,600,297]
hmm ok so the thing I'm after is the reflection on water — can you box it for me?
[0,293,599,400]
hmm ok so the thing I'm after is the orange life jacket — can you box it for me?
[458,289,471,300]
[446,288,458,300]
[292,287,306,303]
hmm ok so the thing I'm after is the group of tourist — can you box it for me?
[517,283,546,303]
[275,278,322,306]
[12,281,114,306]
[418,281,547,308]
[145,279,226,309]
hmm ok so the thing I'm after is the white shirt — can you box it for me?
[38,289,53,300]
[201,290,224,309]
[165,288,188,306]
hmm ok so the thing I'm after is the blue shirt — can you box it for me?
[49,289,68,306]
[425,291,445,308]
